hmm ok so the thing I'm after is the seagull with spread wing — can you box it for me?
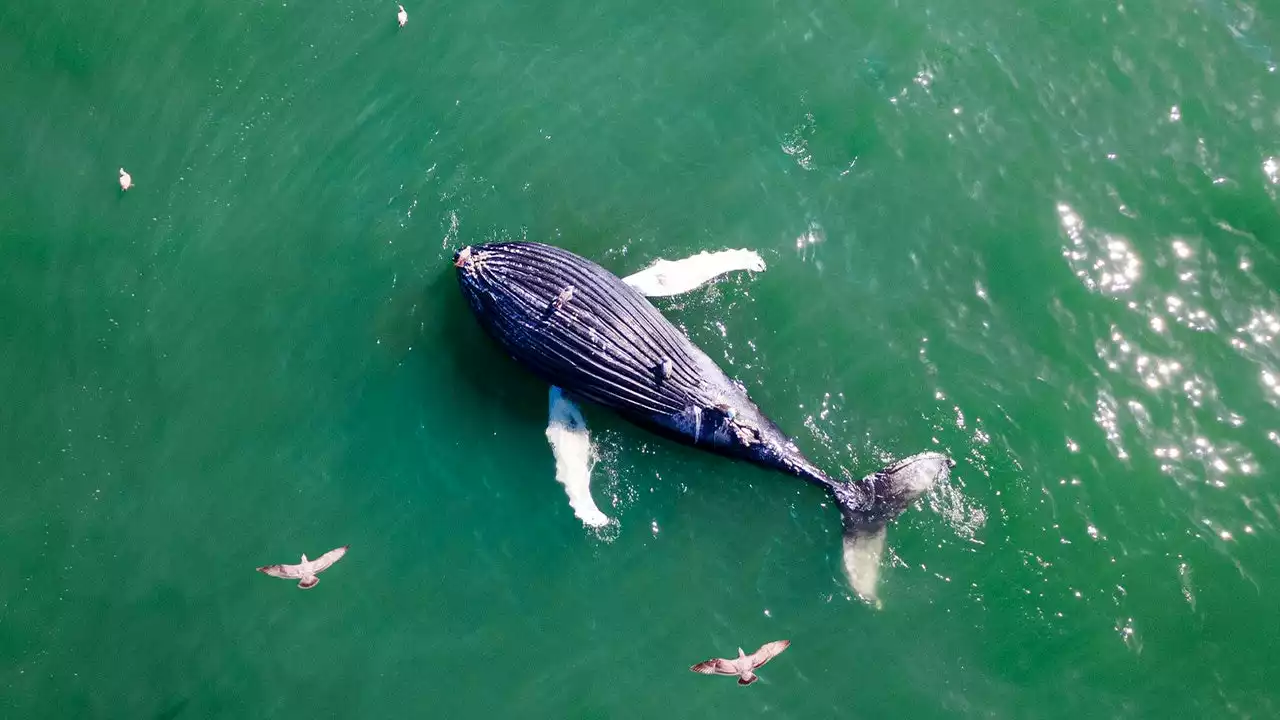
[256,546,348,589]
[690,640,791,685]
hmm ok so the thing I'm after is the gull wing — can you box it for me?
[257,563,303,579]
[750,640,791,668]
[310,545,349,573]
[690,658,738,676]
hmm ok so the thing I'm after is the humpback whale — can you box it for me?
[453,241,953,604]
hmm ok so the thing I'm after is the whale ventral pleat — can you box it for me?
[456,242,702,417]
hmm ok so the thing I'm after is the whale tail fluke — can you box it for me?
[840,523,888,607]
[832,452,955,605]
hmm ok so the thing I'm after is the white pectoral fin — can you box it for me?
[841,525,888,610]
[545,387,611,528]
[622,249,767,297]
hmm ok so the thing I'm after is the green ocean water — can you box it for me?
[4,0,1280,716]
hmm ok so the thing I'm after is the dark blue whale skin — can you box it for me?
[453,241,952,537]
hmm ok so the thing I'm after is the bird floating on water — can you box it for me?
[256,545,348,589]
[690,640,791,685]
[397,4,408,27]
[118,168,132,191]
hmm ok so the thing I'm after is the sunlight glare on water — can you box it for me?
[3,0,1280,716]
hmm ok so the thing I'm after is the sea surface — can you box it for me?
[3,0,1280,717]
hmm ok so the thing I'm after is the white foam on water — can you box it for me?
[545,387,611,528]
[928,478,988,541]
[621,249,766,297]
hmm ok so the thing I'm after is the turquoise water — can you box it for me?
[3,0,1280,716]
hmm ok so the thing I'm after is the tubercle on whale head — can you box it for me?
[454,245,489,277]
[453,246,473,268]
[452,245,498,322]
[453,245,495,301]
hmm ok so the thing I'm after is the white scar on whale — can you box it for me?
[542,249,768,529]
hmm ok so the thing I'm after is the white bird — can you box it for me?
[690,640,791,685]
[256,546,348,589]
[397,4,408,27]
[118,167,132,191]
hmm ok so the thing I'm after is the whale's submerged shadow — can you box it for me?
[374,263,550,426]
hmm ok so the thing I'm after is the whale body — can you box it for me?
[453,241,951,598]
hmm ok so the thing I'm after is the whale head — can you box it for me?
[453,243,515,321]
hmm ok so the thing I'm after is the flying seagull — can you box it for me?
[397,4,408,26]
[118,168,132,191]
[690,640,791,685]
[256,546,348,589]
